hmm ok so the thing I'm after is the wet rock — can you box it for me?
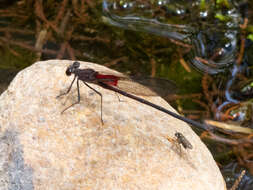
[0,60,226,190]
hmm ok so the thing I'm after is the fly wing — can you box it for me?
[116,76,177,97]
[179,135,193,149]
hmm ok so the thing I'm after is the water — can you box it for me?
[102,0,243,74]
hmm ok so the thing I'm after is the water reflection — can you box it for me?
[102,0,243,74]
[222,162,253,190]
[102,0,193,43]
[190,29,237,74]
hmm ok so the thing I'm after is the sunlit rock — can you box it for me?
[0,60,226,190]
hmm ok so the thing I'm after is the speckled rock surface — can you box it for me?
[0,60,226,190]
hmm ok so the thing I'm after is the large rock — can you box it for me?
[0,60,226,190]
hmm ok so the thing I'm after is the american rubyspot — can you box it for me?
[57,61,211,131]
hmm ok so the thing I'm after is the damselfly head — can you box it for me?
[66,61,80,76]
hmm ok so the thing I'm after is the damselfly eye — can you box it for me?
[66,68,72,76]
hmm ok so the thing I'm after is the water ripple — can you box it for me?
[102,0,244,74]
